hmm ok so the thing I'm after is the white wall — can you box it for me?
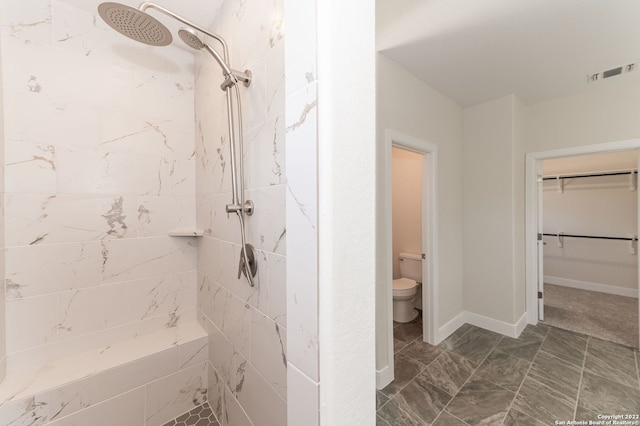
[1,0,198,373]
[525,75,640,153]
[377,53,464,358]
[392,147,422,279]
[317,0,376,423]
[462,95,521,324]
[543,173,638,292]
[194,0,287,424]
[0,21,5,382]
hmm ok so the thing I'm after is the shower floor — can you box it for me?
[163,402,218,426]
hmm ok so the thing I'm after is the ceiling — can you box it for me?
[377,0,640,107]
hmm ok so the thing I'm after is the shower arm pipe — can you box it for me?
[138,2,250,85]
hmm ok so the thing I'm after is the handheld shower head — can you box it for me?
[98,2,172,46]
[178,27,205,50]
[178,27,235,82]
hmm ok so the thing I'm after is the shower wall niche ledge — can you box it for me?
[168,228,205,237]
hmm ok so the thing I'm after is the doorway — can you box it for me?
[525,140,640,347]
[378,129,438,389]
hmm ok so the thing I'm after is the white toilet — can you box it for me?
[392,252,422,323]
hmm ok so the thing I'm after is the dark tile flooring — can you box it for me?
[163,402,219,426]
[378,318,640,425]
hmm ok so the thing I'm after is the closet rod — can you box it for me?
[542,170,637,180]
[542,233,635,241]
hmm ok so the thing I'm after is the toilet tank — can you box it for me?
[399,252,422,283]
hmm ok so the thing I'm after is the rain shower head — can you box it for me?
[98,2,172,46]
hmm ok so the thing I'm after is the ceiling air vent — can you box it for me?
[588,62,638,83]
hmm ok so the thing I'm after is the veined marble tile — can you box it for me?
[238,56,267,132]
[48,387,145,426]
[285,81,318,377]
[210,132,233,196]
[167,158,196,197]
[195,195,213,237]
[266,40,285,119]
[6,294,57,352]
[5,141,57,194]
[251,310,287,399]
[57,271,196,340]
[101,235,196,284]
[207,319,237,391]
[145,361,208,426]
[3,35,134,108]
[6,313,197,374]
[0,394,49,426]
[284,0,317,94]
[287,364,318,426]
[56,147,170,195]
[132,69,195,124]
[0,0,52,44]
[254,185,286,255]
[3,88,99,149]
[137,196,196,237]
[5,194,137,245]
[6,241,102,300]
[207,364,226,424]
[178,337,208,370]
[197,236,223,284]
[46,348,177,421]
[225,0,283,70]
[98,110,194,160]
[224,385,253,426]
[197,273,215,322]
[245,114,285,190]
[212,287,252,359]
[236,359,287,426]
[267,252,286,327]
[212,194,241,244]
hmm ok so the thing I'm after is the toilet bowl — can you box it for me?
[392,278,419,323]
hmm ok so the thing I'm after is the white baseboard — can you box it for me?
[438,311,528,341]
[376,365,393,390]
[544,275,638,298]
[465,312,526,339]
[436,311,467,344]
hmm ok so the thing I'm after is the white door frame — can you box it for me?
[379,129,438,388]
[525,138,640,325]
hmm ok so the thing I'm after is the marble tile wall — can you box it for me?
[194,0,287,424]
[0,19,5,383]
[283,0,320,423]
[0,324,209,426]
[0,0,199,372]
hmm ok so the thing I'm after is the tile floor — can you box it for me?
[163,402,219,426]
[378,317,640,425]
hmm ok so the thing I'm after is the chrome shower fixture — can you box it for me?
[178,27,252,90]
[97,2,172,46]
[97,1,258,286]
[97,2,251,90]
